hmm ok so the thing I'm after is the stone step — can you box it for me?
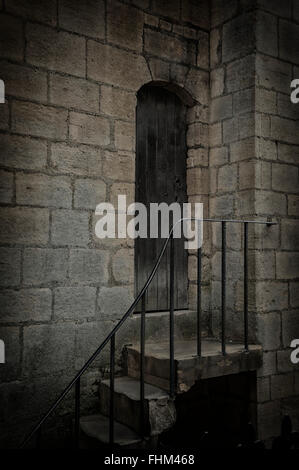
[126,339,263,393]
[80,414,142,448]
[99,376,176,436]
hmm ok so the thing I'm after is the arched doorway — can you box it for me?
[135,84,188,311]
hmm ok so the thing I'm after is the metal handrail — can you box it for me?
[20,217,276,448]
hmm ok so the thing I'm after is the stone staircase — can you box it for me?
[79,311,262,448]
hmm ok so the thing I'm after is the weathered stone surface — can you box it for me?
[197,31,209,70]
[257,351,276,377]
[51,210,90,247]
[257,401,280,440]
[101,86,136,120]
[0,207,49,245]
[210,146,228,167]
[210,95,232,123]
[0,248,21,287]
[282,310,299,347]
[272,164,298,193]
[12,101,68,140]
[0,288,52,323]
[16,173,72,208]
[0,14,23,61]
[112,249,134,284]
[256,282,288,313]
[22,248,68,285]
[281,220,299,250]
[150,58,170,82]
[226,55,255,93]
[0,101,9,130]
[239,160,271,190]
[187,167,209,195]
[277,92,299,120]
[151,0,180,21]
[187,148,208,168]
[210,194,234,217]
[271,117,299,145]
[102,150,135,182]
[256,11,278,57]
[249,251,275,280]
[217,164,237,192]
[74,179,106,210]
[69,249,109,284]
[49,74,99,113]
[209,123,222,147]
[97,286,134,320]
[26,23,86,77]
[278,143,299,164]
[257,0,292,18]
[0,134,47,171]
[211,68,224,98]
[210,28,221,68]
[185,68,209,105]
[144,30,196,65]
[0,61,47,102]
[51,143,102,176]
[0,170,13,204]
[54,286,97,320]
[6,0,57,25]
[23,323,76,376]
[107,0,143,51]
[222,13,255,63]
[87,41,151,90]
[290,283,299,308]
[187,122,209,148]
[256,54,292,94]
[114,121,135,151]
[257,313,281,351]
[233,88,255,115]
[69,112,110,147]
[211,0,238,27]
[59,0,105,39]
[257,377,270,402]
[271,374,294,400]
[110,182,135,206]
[181,0,209,28]
[279,20,299,65]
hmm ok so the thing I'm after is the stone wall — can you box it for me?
[0,0,210,447]
[209,0,299,442]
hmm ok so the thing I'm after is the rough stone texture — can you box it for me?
[69,112,110,147]
[0,288,52,323]
[97,286,134,320]
[54,286,97,320]
[74,179,106,210]
[59,0,105,39]
[51,210,90,247]
[49,74,99,113]
[16,174,72,208]
[69,249,109,284]
[22,249,68,286]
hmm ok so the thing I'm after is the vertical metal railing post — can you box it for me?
[244,222,249,352]
[74,378,80,449]
[221,221,226,355]
[140,293,146,436]
[109,334,115,446]
[197,219,202,357]
[169,231,175,398]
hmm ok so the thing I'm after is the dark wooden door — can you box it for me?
[135,86,188,312]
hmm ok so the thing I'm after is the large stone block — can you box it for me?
[0,169,13,204]
[210,95,232,123]
[210,146,228,166]
[16,173,72,208]
[197,30,209,70]
[187,122,209,148]
[249,251,275,280]
[279,20,299,65]
[257,377,270,403]
[211,68,224,98]
[256,54,292,94]
[282,310,299,348]
[26,23,86,77]
[101,86,136,120]
[210,28,221,68]
[151,0,180,21]
[0,14,23,61]
[257,351,276,377]
[11,101,68,140]
[239,160,271,190]
[187,148,208,168]
[278,143,299,164]
[97,286,134,320]
[74,179,106,210]
[69,112,110,147]
[256,11,278,57]
[59,0,105,39]
[257,0,292,18]
[210,194,234,217]
[187,167,209,195]
[255,190,287,216]
[211,0,238,27]
[107,0,143,51]
[0,248,21,287]
[112,248,134,284]
[288,195,299,217]
[22,248,68,285]
[0,288,52,323]
[0,207,49,245]
[0,60,47,102]
[0,134,47,171]
[54,286,97,320]
[226,55,255,93]
[233,88,255,115]
[256,282,288,313]
[87,40,151,90]
[257,313,281,350]
[222,13,255,63]
[181,0,209,29]
[217,164,237,192]
[271,117,299,145]
[114,121,135,151]
[209,123,222,147]
[277,93,299,121]
[144,29,196,65]
[51,210,89,247]
[185,68,209,106]
[50,143,102,177]
[272,164,298,193]
[281,220,299,250]
[49,74,99,113]
[69,249,109,284]
[102,150,135,182]
[256,87,277,115]
[6,0,57,25]
[23,323,76,376]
